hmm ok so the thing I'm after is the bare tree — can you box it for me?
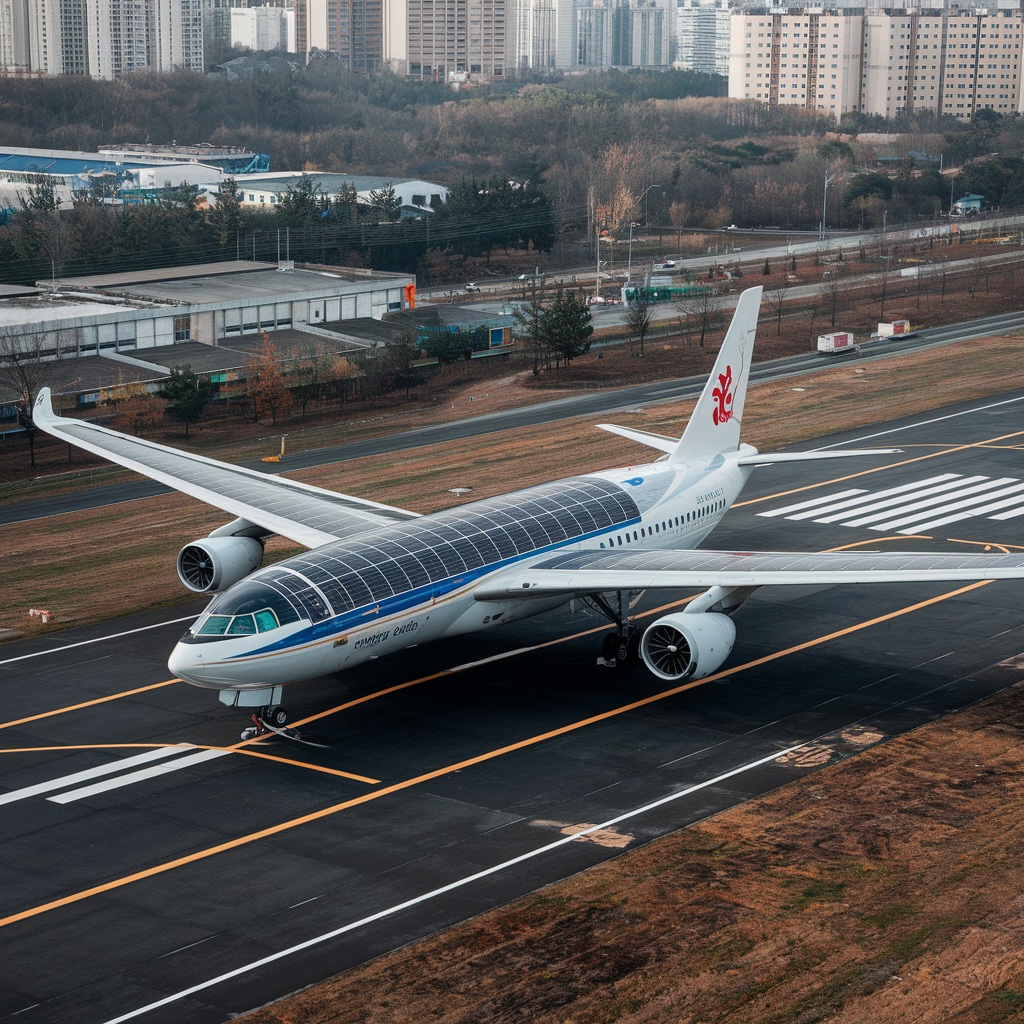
[0,325,73,467]
[677,290,723,349]
[624,295,653,357]
[818,267,848,328]
[763,282,789,336]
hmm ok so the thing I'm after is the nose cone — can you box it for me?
[168,642,209,686]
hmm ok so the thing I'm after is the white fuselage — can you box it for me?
[168,449,757,692]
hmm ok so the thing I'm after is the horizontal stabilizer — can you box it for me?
[597,423,679,455]
[737,448,902,465]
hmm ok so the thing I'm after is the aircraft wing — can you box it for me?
[473,547,1024,600]
[33,388,418,549]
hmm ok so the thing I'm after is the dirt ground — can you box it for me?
[4,330,1024,640]
[240,676,1024,1024]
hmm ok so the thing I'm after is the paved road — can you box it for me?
[5,305,1024,529]
[3,389,1024,1022]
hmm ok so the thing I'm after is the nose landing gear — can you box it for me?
[240,705,289,740]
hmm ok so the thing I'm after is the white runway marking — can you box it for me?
[756,488,868,518]
[47,749,232,804]
[811,392,1024,451]
[0,747,193,806]
[0,616,197,667]
[100,743,803,1024]
[759,473,1024,535]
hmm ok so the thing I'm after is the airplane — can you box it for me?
[33,286,1024,738]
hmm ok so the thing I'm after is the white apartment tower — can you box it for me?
[730,10,862,114]
[676,0,730,77]
[0,0,204,77]
[730,6,1022,120]
[0,0,63,73]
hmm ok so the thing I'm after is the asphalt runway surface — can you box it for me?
[5,305,1024,528]
[5,388,1024,1022]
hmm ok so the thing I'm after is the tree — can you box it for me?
[677,291,723,348]
[764,282,788,336]
[368,183,401,223]
[278,175,327,221]
[209,177,243,246]
[245,338,292,424]
[513,294,548,376]
[544,289,593,365]
[158,364,212,438]
[109,379,164,436]
[818,268,847,328]
[0,325,72,467]
[423,329,471,366]
[624,294,652,357]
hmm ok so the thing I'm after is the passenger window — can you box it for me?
[617,536,622,546]
[227,614,257,635]
[633,531,638,540]
[254,609,280,632]
[198,615,231,635]
[655,524,659,533]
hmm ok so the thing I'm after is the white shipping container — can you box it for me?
[817,331,853,353]
[878,319,911,338]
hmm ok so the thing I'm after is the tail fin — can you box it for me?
[670,285,762,464]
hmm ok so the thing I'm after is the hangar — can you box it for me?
[2,260,415,359]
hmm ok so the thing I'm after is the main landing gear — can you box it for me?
[240,704,288,741]
[588,591,640,669]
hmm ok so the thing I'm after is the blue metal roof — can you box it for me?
[0,153,154,176]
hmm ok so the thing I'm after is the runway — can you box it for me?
[4,390,1024,1023]
[5,305,1024,527]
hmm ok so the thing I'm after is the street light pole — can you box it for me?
[627,222,635,284]
[821,168,835,242]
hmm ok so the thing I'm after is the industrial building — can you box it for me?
[0,261,415,362]
[730,5,1024,119]
[233,173,450,217]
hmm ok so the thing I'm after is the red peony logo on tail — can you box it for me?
[712,365,734,425]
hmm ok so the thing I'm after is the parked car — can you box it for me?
[465,282,480,293]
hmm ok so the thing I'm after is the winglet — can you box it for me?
[34,387,55,425]
[670,286,762,463]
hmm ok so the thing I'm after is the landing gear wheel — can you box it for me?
[602,632,621,662]
[266,706,289,727]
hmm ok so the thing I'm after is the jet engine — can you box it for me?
[176,536,265,593]
[640,612,736,681]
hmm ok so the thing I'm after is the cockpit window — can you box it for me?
[227,614,257,635]
[191,582,303,639]
[198,615,231,636]
[254,608,279,631]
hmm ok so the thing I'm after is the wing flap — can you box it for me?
[474,548,1024,601]
[34,389,418,549]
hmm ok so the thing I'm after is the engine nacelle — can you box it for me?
[640,612,736,681]
[176,536,264,594]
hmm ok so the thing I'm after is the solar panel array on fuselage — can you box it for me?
[259,477,639,616]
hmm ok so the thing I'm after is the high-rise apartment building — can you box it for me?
[574,0,667,66]
[405,0,507,79]
[676,0,730,77]
[730,5,1022,120]
[1,0,205,76]
[296,0,385,70]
